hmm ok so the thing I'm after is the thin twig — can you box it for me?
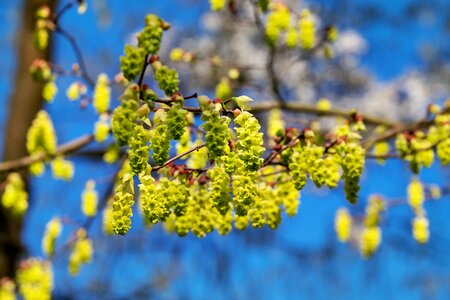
[54,26,95,87]
[248,0,286,104]
[151,142,207,171]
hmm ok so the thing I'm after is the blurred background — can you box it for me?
[1,0,450,299]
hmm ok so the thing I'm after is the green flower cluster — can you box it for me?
[234,111,265,171]
[112,173,135,235]
[249,183,282,229]
[139,174,170,224]
[200,98,231,160]
[207,163,231,215]
[277,180,301,217]
[337,142,365,204]
[120,45,146,81]
[176,183,216,238]
[160,178,190,217]
[137,14,163,54]
[127,124,151,174]
[1,173,28,216]
[120,14,169,82]
[102,198,114,235]
[309,154,340,188]
[111,84,140,146]
[437,138,450,165]
[150,109,171,165]
[429,105,450,165]
[167,103,187,140]
[232,171,258,216]
[153,64,180,96]
[395,131,434,173]
[289,142,324,190]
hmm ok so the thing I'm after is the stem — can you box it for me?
[151,142,207,171]
[137,54,150,90]
[54,26,95,87]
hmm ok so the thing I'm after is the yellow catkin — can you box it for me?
[94,114,110,143]
[102,198,114,235]
[68,229,93,276]
[103,143,120,164]
[407,178,425,212]
[364,195,385,227]
[170,48,184,61]
[26,110,57,156]
[30,161,45,177]
[412,215,429,244]
[42,217,62,257]
[17,259,53,300]
[81,180,98,217]
[285,27,298,48]
[334,208,352,242]
[93,73,111,114]
[359,226,381,258]
[298,9,316,49]
[373,141,390,165]
[42,81,58,103]
[66,82,85,100]
[51,157,74,181]
[228,68,240,80]
[316,98,332,111]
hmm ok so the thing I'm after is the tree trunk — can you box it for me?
[0,0,56,278]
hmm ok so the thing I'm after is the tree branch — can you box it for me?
[363,118,434,150]
[0,134,94,174]
[250,101,398,127]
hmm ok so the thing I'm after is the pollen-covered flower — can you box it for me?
[1,173,28,216]
[93,73,111,114]
[68,229,93,276]
[17,258,53,300]
[42,217,62,257]
[334,208,352,242]
[81,180,98,217]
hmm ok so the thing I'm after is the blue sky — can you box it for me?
[1,1,450,299]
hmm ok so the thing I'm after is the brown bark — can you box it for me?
[0,0,56,278]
